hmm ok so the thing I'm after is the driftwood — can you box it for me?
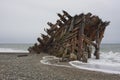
[28,10,110,63]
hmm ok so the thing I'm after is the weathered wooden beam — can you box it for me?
[37,37,44,45]
[62,10,72,19]
[83,35,96,47]
[47,22,54,27]
[68,17,75,32]
[94,22,102,59]
[77,16,87,62]
[47,22,58,31]
[28,11,109,63]
[57,13,67,23]
[56,20,64,27]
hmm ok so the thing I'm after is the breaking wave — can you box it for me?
[40,56,72,68]
[0,48,28,53]
[40,51,120,74]
[69,51,120,74]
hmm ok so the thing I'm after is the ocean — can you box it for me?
[0,43,120,74]
[0,43,120,53]
[70,44,120,74]
[0,43,33,53]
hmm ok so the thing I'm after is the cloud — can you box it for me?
[0,0,120,43]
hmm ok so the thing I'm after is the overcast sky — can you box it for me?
[0,0,120,43]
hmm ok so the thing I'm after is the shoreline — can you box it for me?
[40,55,120,75]
[0,52,120,80]
[0,52,29,54]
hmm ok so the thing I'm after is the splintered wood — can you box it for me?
[28,11,110,63]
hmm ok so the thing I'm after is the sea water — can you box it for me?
[0,43,120,74]
[0,43,33,53]
[69,44,120,74]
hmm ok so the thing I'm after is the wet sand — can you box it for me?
[0,52,120,80]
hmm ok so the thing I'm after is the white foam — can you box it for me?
[69,51,120,74]
[40,56,72,68]
[69,61,120,74]
[0,48,28,53]
[40,52,120,74]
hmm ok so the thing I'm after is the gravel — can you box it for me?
[0,53,120,80]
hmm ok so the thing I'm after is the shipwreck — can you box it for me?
[28,10,110,62]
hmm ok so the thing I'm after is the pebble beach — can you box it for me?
[0,53,120,80]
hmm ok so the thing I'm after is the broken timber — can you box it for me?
[28,10,110,63]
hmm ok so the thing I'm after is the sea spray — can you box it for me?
[40,51,120,74]
[1,44,120,74]
[0,48,28,53]
[0,44,32,53]
[69,51,120,74]
[40,56,72,68]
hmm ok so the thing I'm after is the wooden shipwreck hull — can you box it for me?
[28,10,110,62]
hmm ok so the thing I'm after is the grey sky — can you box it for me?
[0,0,120,43]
